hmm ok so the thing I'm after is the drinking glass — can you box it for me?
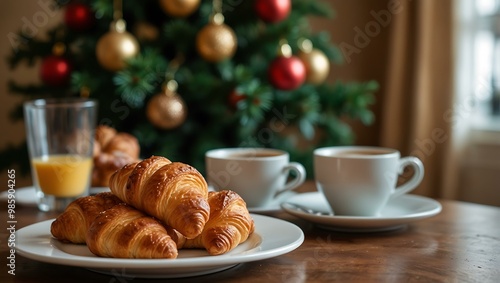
[24,98,97,212]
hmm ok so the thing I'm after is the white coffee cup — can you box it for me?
[205,148,306,208]
[314,146,424,216]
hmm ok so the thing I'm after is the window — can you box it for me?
[472,0,500,117]
[473,0,500,116]
[456,0,500,131]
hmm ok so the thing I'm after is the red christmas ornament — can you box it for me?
[64,3,94,31]
[269,56,306,90]
[255,0,291,23]
[40,55,72,86]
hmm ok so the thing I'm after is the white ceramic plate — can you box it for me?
[281,192,442,232]
[16,214,304,278]
[0,186,110,207]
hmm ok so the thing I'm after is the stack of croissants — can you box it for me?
[91,125,141,187]
[51,155,255,259]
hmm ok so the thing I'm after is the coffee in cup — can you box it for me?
[205,148,306,208]
[314,146,424,216]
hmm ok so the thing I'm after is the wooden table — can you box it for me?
[1,183,500,283]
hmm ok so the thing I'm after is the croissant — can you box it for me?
[86,203,178,259]
[102,133,140,159]
[50,192,123,244]
[94,125,117,152]
[92,151,137,187]
[94,125,140,159]
[92,125,140,187]
[109,156,210,239]
[182,190,255,255]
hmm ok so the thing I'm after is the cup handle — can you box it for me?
[275,162,306,197]
[390,157,425,199]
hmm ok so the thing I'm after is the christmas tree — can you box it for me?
[2,0,378,176]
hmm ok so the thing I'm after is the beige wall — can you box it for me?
[0,0,63,186]
[311,0,391,146]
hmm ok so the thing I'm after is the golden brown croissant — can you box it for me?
[94,125,117,152]
[109,156,210,239]
[86,203,178,259]
[92,151,137,187]
[94,125,140,159]
[102,132,140,159]
[92,125,140,187]
[182,190,255,255]
[50,192,123,244]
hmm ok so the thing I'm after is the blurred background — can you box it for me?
[1,0,499,206]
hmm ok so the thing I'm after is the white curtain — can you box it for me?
[443,0,476,199]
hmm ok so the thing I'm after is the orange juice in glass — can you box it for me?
[32,155,93,197]
[24,98,97,212]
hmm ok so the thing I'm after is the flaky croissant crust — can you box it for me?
[109,156,210,239]
[86,203,178,259]
[183,190,255,255]
[50,192,123,244]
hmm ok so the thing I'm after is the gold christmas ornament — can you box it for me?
[96,19,140,71]
[146,80,187,129]
[196,8,237,62]
[133,21,159,41]
[159,0,201,17]
[298,39,330,84]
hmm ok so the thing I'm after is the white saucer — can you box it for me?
[0,186,111,207]
[281,192,442,232]
[247,191,297,214]
[16,214,304,278]
[208,185,297,214]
